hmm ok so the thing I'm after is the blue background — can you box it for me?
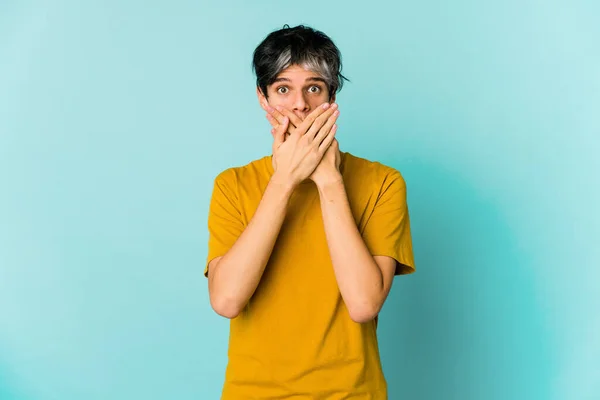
[1,0,598,399]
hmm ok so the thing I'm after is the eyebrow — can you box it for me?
[272,77,327,84]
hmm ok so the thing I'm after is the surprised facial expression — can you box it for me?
[258,64,335,122]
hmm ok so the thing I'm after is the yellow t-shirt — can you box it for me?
[205,151,415,399]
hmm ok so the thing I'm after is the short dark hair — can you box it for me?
[252,24,349,100]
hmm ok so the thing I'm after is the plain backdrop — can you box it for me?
[1,1,599,399]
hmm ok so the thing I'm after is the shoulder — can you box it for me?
[342,152,406,190]
[212,155,271,187]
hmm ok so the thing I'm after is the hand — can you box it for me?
[259,98,301,171]
[260,97,303,139]
[262,100,341,187]
[308,135,342,187]
[266,102,339,188]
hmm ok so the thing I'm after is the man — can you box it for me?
[205,24,415,399]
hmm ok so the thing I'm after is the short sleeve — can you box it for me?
[204,170,245,277]
[361,170,415,275]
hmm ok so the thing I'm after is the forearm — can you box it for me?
[317,179,384,322]
[209,176,294,317]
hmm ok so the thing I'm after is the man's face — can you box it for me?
[258,64,335,121]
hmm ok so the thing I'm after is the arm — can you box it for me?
[208,103,338,319]
[208,178,294,319]
[317,178,397,323]
[262,105,397,322]
[262,105,412,323]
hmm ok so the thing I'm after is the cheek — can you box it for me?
[267,99,287,108]
[264,93,288,108]
[310,96,326,106]
[309,94,329,108]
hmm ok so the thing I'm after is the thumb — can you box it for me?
[273,116,288,147]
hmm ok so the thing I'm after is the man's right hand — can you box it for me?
[268,102,339,188]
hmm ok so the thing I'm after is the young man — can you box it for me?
[205,25,415,399]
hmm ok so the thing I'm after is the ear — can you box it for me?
[257,87,268,108]
[329,92,336,103]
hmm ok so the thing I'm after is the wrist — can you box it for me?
[269,171,298,195]
[314,172,343,190]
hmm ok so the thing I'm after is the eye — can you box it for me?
[308,85,321,94]
[277,86,288,94]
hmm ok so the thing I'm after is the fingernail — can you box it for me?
[334,110,340,116]
[331,103,338,109]
[322,103,330,109]
[276,106,282,112]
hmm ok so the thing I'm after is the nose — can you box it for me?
[291,91,310,115]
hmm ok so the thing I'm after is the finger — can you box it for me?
[269,108,298,137]
[266,113,279,129]
[260,98,284,126]
[273,116,289,147]
[314,109,339,145]
[262,103,298,136]
[261,102,296,129]
[274,106,303,128]
[267,112,297,138]
[304,105,338,142]
[295,102,332,136]
[319,123,338,152]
